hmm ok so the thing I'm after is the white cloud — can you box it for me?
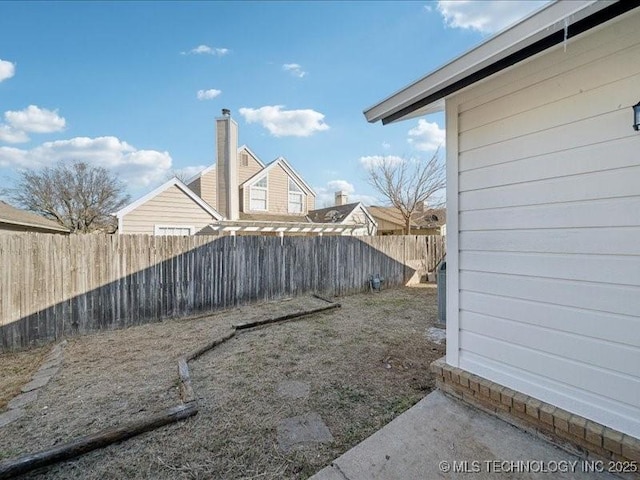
[5,105,66,133]
[407,120,445,152]
[327,179,355,194]
[0,136,173,187]
[359,155,404,169]
[282,63,307,78]
[239,105,329,137]
[0,59,15,82]
[381,141,391,150]
[437,0,548,34]
[0,125,29,144]
[182,44,229,56]
[174,165,208,182]
[0,146,28,167]
[315,179,378,207]
[197,89,222,100]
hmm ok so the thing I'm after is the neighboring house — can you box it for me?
[307,191,377,236]
[369,205,445,235]
[366,0,640,458]
[0,201,70,234]
[117,110,364,236]
[115,178,223,235]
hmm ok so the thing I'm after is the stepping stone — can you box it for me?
[277,380,310,400]
[33,366,59,380]
[39,357,62,371]
[42,340,66,363]
[0,408,24,428]
[277,412,334,453]
[7,390,38,410]
[21,376,50,393]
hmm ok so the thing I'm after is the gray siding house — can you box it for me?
[366,0,640,460]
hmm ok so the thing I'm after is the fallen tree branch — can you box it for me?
[1,297,339,478]
[177,357,195,404]
[232,303,341,330]
[0,402,198,480]
[186,330,237,362]
[311,293,337,304]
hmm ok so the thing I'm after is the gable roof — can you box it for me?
[415,208,446,228]
[307,203,360,223]
[238,145,265,168]
[364,1,636,124]
[115,177,223,220]
[240,156,316,196]
[0,201,70,233]
[307,202,376,227]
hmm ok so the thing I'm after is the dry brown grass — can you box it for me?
[0,286,444,479]
[0,345,49,410]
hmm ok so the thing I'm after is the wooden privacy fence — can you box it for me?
[0,234,445,351]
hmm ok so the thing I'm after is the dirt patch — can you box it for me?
[0,345,49,410]
[0,286,444,479]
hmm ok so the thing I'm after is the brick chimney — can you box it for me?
[335,191,348,206]
[216,109,239,220]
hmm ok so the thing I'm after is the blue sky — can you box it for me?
[0,0,547,208]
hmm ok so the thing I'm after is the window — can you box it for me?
[250,176,268,211]
[240,152,249,167]
[288,178,304,214]
[154,225,195,236]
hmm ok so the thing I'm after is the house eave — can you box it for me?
[239,156,316,197]
[364,0,634,125]
[0,219,70,233]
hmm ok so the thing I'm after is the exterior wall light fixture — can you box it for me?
[634,101,640,131]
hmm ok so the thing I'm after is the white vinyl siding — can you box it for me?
[288,178,304,214]
[250,176,268,211]
[447,9,640,439]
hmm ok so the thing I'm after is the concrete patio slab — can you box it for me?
[310,391,618,480]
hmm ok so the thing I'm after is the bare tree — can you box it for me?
[365,151,445,234]
[11,161,130,233]
[165,169,192,184]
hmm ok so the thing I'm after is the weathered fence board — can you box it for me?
[0,234,445,351]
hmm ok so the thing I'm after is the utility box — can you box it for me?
[437,260,446,325]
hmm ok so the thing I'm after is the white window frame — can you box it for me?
[250,176,268,211]
[288,178,304,214]
[154,225,195,236]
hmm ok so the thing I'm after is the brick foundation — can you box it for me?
[430,358,640,465]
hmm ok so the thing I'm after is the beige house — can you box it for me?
[369,205,445,236]
[0,201,70,234]
[115,178,223,235]
[116,110,365,236]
